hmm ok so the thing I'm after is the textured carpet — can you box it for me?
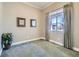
[1,40,79,57]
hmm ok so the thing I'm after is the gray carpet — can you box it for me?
[1,40,79,57]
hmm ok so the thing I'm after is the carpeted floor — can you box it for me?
[1,39,79,57]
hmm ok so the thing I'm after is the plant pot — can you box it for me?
[2,33,12,50]
[3,44,11,50]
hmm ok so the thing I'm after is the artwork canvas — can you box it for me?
[17,17,26,27]
[30,19,37,27]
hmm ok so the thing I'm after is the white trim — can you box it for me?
[41,37,46,40]
[23,2,54,10]
[49,40,63,46]
[49,40,79,52]
[12,37,45,46]
[23,2,41,10]
[0,49,2,56]
[43,3,54,9]
[73,47,79,52]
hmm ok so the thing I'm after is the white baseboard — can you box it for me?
[0,49,2,56]
[12,37,45,46]
[41,37,46,40]
[49,40,79,52]
[73,47,79,52]
[49,40,63,46]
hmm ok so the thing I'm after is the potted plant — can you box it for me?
[2,33,12,50]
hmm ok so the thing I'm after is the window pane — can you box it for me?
[49,8,64,32]
[57,23,64,31]
[52,16,56,24]
[57,13,64,31]
[51,17,57,31]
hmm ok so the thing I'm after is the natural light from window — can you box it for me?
[49,8,64,32]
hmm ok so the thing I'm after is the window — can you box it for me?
[49,9,64,32]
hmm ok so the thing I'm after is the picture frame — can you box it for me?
[17,17,26,27]
[30,19,37,27]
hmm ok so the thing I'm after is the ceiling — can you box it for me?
[23,2,53,10]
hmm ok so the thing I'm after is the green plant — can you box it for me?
[2,33,12,49]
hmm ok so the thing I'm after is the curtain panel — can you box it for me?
[64,3,73,49]
[45,13,49,41]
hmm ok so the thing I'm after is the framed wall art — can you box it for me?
[30,19,37,27]
[17,17,26,27]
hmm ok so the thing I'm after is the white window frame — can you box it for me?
[49,8,64,32]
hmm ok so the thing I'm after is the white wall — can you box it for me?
[2,2,44,43]
[0,3,3,54]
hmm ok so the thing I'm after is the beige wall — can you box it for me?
[0,3,3,52]
[1,2,79,49]
[73,3,79,48]
[2,2,44,43]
